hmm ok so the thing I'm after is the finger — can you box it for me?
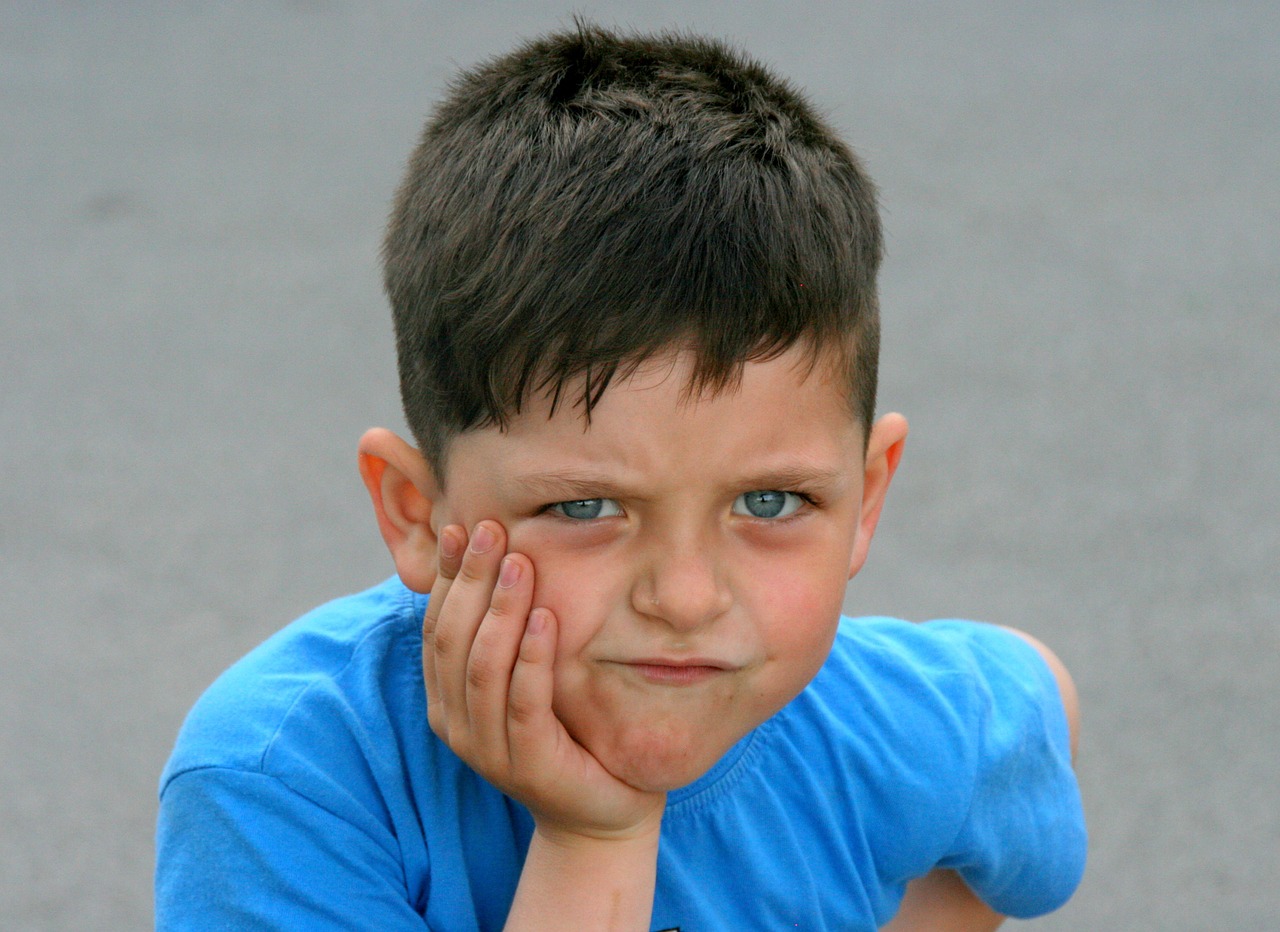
[430,520,507,742]
[505,606,559,783]
[464,552,535,765]
[422,524,466,733]
[423,524,467,634]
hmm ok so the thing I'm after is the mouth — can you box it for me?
[618,657,736,687]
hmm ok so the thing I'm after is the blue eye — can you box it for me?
[549,498,623,520]
[733,490,804,519]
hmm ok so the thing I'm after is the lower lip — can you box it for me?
[626,663,726,686]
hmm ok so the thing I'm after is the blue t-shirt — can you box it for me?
[156,578,1085,930]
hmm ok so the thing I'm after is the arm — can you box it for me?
[884,628,1081,931]
[157,768,432,929]
[1000,626,1080,763]
[425,521,665,931]
[508,827,660,930]
[882,869,1004,932]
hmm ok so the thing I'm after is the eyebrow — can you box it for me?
[502,470,634,502]
[503,463,849,502]
[736,464,849,492]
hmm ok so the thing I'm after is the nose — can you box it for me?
[630,532,733,632]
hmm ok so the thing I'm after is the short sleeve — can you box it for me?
[156,766,429,930]
[925,622,1086,918]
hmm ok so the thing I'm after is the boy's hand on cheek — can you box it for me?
[424,521,666,844]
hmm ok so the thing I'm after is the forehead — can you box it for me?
[442,345,864,492]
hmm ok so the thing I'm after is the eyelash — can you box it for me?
[734,490,818,521]
[540,491,821,521]
[542,499,624,521]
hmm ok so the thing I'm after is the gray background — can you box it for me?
[3,2,1276,928]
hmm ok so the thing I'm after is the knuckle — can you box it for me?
[506,686,539,727]
[517,628,544,664]
[430,627,457,658]
[421,612,439,637]
[426,710,448,743]
[465,655,499,692]
[485,590,517,621]
[456,554,492,585]
[450,737,477,763]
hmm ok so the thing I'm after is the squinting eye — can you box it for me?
[733,490,804,519]
[549,498,623,520]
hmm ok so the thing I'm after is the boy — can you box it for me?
[156,24,1085,930]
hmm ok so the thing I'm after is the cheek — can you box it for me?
[745,531,852,610]
[740,545,850,660]
[506,526,622,657]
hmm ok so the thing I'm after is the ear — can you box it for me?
[848,413,908,579]
[357,427,440,593]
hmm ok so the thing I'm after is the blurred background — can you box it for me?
[2,3,1276,928]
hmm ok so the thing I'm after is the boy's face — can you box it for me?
[427,346,898,792]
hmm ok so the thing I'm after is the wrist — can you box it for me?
[508,816,664,932]
[532,798,666,849]
[531,822,662,866]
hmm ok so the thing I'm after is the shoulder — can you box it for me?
[777,619,1037,851]
[815,615,1079,809]
[826,613,1054,676]
[160,577,427,789]
[817,616,1073,741]
[809,616,1056,740]
[795,617,1085,917]
[156,579,513,926]
[996,626,1080,761]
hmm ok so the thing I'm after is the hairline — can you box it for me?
[428,334,870,490]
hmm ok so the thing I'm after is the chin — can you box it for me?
[593,728,737,793]
[612,761,704,794]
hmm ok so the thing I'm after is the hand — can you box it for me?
[423,520,666,843]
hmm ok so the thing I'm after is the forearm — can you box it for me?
[882,869,1004,932]
[505,827,660,932]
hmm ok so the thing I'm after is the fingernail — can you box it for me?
[498,557,521,588]
[471,523,496,553]
[440,529,460,561]
[526,609,547,636]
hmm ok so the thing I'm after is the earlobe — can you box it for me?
[357,427,439,593]
[847,413,909,580]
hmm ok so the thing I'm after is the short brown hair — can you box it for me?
[383,22,882,476]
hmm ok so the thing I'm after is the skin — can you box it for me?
[358,344,1077,930]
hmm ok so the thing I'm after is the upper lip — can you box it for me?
[623,656,736,670]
